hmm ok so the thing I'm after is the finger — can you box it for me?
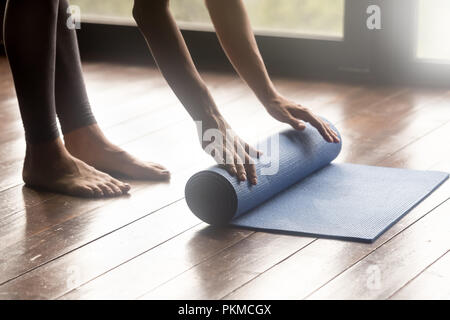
[218,147,237,177]
[286,115,307,131]
[326,124,340,143]
[303,110,339,143]
[310,118,333,142]
[244,156,257,185]
[326,125,340,143]
[321,125,333,143]
[233,140,249,182]
[225,164,238,177]
[241,139,263,159]
[233,153,247,182]
[291,107,333,142]
[236,141,257,184]
[320,120,339,143]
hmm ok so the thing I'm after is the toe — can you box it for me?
[139,164,170,180]
[90,185,104,198]
[110,178,130,194]
[118,182,131,194]
[122,183,131,193]
[150,168,171,180]
[74,185,95,198]
[148,162,167,171]
[106,182,123,196]
[99,183,115,197]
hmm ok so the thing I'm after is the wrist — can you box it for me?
[256,87,281,109]
[259,90,283,110]
[191,105,222,123]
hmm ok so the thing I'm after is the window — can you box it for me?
[416,0,450,62]
[70,0,450,84]
[69,0,133,23]
[70,0,344,38]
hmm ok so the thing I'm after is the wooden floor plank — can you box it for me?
[307,200,450,300]
[0,186,54,222]
[59,224,253,300]
[389,251,450,300]
[0,201,203,299]
[140,232,314,300]
[0,168,193,285]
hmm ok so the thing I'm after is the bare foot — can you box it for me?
[23,138,130,198]
[64,124,170,181]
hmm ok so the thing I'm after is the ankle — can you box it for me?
[64,124,110,151]
[23,138,72,182]
[25,138,69,160]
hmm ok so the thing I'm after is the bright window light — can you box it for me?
[417,0,450,62]
[70,0,344,38]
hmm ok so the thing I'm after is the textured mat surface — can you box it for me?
[185,122,449,242]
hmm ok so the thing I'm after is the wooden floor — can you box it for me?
[0,56,449,300]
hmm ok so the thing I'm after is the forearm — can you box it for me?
[133,1,220,121]
[205,0,279,105]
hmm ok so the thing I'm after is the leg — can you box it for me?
[1,0,6,44]
[3,0,129,197]
[4,0,59,143]
[55,0,170,180]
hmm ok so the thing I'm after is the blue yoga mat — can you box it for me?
[185,121,448,242]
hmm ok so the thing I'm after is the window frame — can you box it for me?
[71,0,450,86]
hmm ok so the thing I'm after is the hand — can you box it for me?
[263,95,340,143]
[197,114,261,185]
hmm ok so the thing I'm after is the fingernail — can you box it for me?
[240,174,246,181]
[161,170,170,174]
[252,178,257,185]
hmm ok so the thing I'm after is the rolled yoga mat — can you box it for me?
[185,120,449,242]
